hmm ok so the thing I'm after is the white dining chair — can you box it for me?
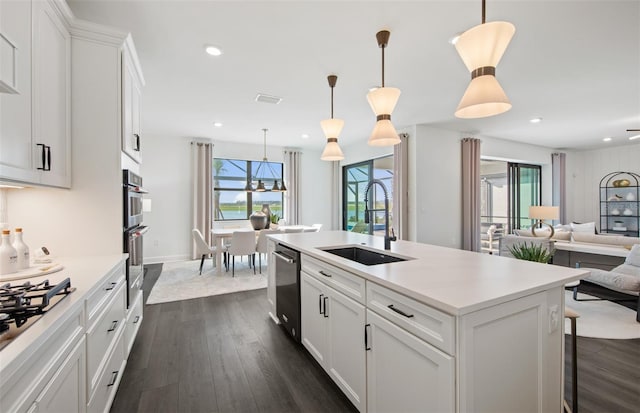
[227,231,257,276]
[192,229,226,274]
[255,229,278,273]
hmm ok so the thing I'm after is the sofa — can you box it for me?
[576,244,640,321]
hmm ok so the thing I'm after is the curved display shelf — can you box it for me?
[599,171,640,237]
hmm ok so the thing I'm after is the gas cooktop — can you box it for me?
[0,278,75,351]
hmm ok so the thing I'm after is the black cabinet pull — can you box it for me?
[388,304,414,318]
[37,144,46,170]
[323,296,329,318]
[319,294,324,314]
[105,282,117,291]
[134,134,140,151]
[133,315,140,324]
[107,320,118,332]
[364,324,371,351]
[319,270,332,278]
[107,371,119,387]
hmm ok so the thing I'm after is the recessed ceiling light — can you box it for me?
[255,93,283,104]
[603,137,612,142]
[301,134,309,139]
[213,122,223,127]
[204,45,223,56]
[529,117,543,124]
[630,135,640,141]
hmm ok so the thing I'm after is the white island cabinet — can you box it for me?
[0,255,139,413]
[267,231,588,413]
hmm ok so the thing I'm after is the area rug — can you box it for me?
[564,291,640,339]
[146,259,267,305]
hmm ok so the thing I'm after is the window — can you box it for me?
[342,156,394,235]
[213,158,283,221]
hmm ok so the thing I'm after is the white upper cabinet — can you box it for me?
[32,0,71,187]
[0,0,70,188]
[0,0,39,183]
[122,44,142,164]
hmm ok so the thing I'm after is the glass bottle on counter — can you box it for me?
[0,229,18,275]
[12,227,30,269]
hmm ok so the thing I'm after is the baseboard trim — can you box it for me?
[144,254,190,264]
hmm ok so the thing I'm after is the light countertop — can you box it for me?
[269,231,588,316]
[0,254,127,382]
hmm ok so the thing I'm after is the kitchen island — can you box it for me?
[267,231,588,413]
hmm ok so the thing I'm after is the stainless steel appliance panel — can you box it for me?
[275,243,301,343]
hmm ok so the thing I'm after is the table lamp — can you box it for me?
[529,206,560,238]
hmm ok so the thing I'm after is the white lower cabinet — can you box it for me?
[29,336,86,413]
[124,290,143,356]
[366,309,454,413]
[301,270,366,412]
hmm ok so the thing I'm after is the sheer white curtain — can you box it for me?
[192,140,213,259]
[551,152,567,225]
[284,150,302,225]
[393,133,409,240]
[331,161,341,230]
[461,137,481,252]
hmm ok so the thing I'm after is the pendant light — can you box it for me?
[320,75,345,161]
[367,30,401,146]
[454,0,515,119]
[251,128,286,192]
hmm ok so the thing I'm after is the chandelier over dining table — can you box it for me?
[244,128,286,192]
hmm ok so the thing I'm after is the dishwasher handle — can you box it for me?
[272,251,295,264]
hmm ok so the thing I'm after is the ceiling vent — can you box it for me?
[255,93,283,104]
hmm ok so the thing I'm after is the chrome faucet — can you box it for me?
[364,179,396,250]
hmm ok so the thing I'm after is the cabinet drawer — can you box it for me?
[302,255,366,304]
[86,282,126,396]
[87,330,125,413]
[124,291,143,356]
[85,263,125,326]
[0,307,84,413]
[366,282,455,355]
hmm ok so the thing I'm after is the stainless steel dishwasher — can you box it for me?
[274,243,301,343]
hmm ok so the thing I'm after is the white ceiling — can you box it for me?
[67,0,640,152]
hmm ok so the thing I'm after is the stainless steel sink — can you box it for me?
[321,246,410,266]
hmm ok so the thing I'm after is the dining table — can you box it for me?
[210,226,315,275]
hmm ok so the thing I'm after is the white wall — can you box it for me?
[565,143,640,229]
[142,135,332,263]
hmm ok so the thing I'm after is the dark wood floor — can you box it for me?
[111,264,357,413]
[112,265,640,413]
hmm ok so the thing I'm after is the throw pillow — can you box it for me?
[551,230,571,241]
[625,244,640,267]
[570,222,596,233]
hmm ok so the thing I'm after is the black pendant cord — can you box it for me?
[482,0,486,24]
[330,86,334,119]
[381,46,385,88]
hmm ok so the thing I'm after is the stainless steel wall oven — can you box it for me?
[123,170,148,308]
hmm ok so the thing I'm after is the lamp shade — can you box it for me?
[367,87,401,118]
[455,74,511,118]
[321,139,344,161]
[320,118,344,139]
[454,21,515,71]
[454,20,515,119]
[529,206,560,220]
[368,119,400,146]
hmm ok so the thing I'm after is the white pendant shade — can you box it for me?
[454,21,515,71]
[321,140,344,161]
[455,74,512,118]
[454,20,515,119]
[368,119,400,146]
[320,118,344,139]
[367,87,401,116]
